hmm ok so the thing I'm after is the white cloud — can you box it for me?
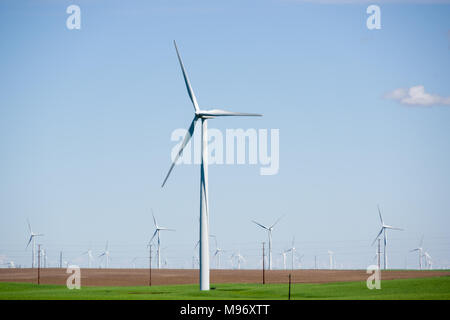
[384,85,450,107]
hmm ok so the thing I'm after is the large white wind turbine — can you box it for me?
[98,241,110,268]
[25,219,44,268]
[251,215,283,270]
[371,205,403,270]
[161,41,262,291]
[148,210,175,269]
[410,236,424,270]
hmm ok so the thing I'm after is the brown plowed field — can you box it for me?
[0,268,449,286]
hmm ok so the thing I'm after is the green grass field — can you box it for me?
[0,276,449,300]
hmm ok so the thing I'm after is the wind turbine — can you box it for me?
[328,250,334,270]
[424,252,432,269]
[410,236,424,270]
[210,235,226,269]
[280,250,288,270]
[161,41,262,291]
[98,241,110,268]
[148,210,175,269]
[25,219,44,268]
[371,205,403,269]
[285,237,297,270]
[251,215,283,270]
[82,247,94,268]
[231,252,245,270]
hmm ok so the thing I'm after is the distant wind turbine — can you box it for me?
[25,219,44,268]
[82,247,94,268]
[148,210,175,269]
[371,205,403,269]
[161,41,262,291]
[285,237,298,270]
[328,250,334,270]
[252,215,284,270]
[210,235,226,269]
[98,241,110,268]
[231,252,245,270]
[410,235,424,270]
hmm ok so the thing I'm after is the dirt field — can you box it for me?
[0,268,449,287]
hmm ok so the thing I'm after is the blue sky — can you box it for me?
[1,0,449,269]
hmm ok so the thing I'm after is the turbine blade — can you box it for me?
[377,205,384,225]
[26,235,33,249]
[174,41,199,112]
[27,219,32,233]
[159,228,176,231]
[200,109,262,117]
[251,220,269,230]
[371,228,384,246]
[270,214,285,229]
[149,230,158,244]
[385,226,403,231]
[419,235,424,247]
[151,210,158,228]
[161,117,198,187]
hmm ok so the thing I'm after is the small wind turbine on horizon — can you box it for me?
[161,41,262,291]
[231,251,245,270]
[82,247,94,268]
[210,235,225,269]
[98,241,110,268]
[372,205,404,270]
[285,237,298,270]
[148,210,175,269]
[25,219,44,268]
[251,215,284,270]
[410,235,425,270]
[280,250,288,270]
[328,250,334,270]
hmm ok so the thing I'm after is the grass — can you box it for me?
[0,276,449,300]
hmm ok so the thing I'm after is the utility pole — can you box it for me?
[149,244,152,286]
[262,242,265,285]
[60,251,62,269]
[288,274,291,300]
[37,244,41,285]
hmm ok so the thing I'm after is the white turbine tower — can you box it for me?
[148,210,175,269]
[328,250,334,270]
[372,205,403,270]
[98,241,110,268]
[251,215,283,270]
[410,236,424,270]
[161,41,262,291]
[25,219,44,268]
